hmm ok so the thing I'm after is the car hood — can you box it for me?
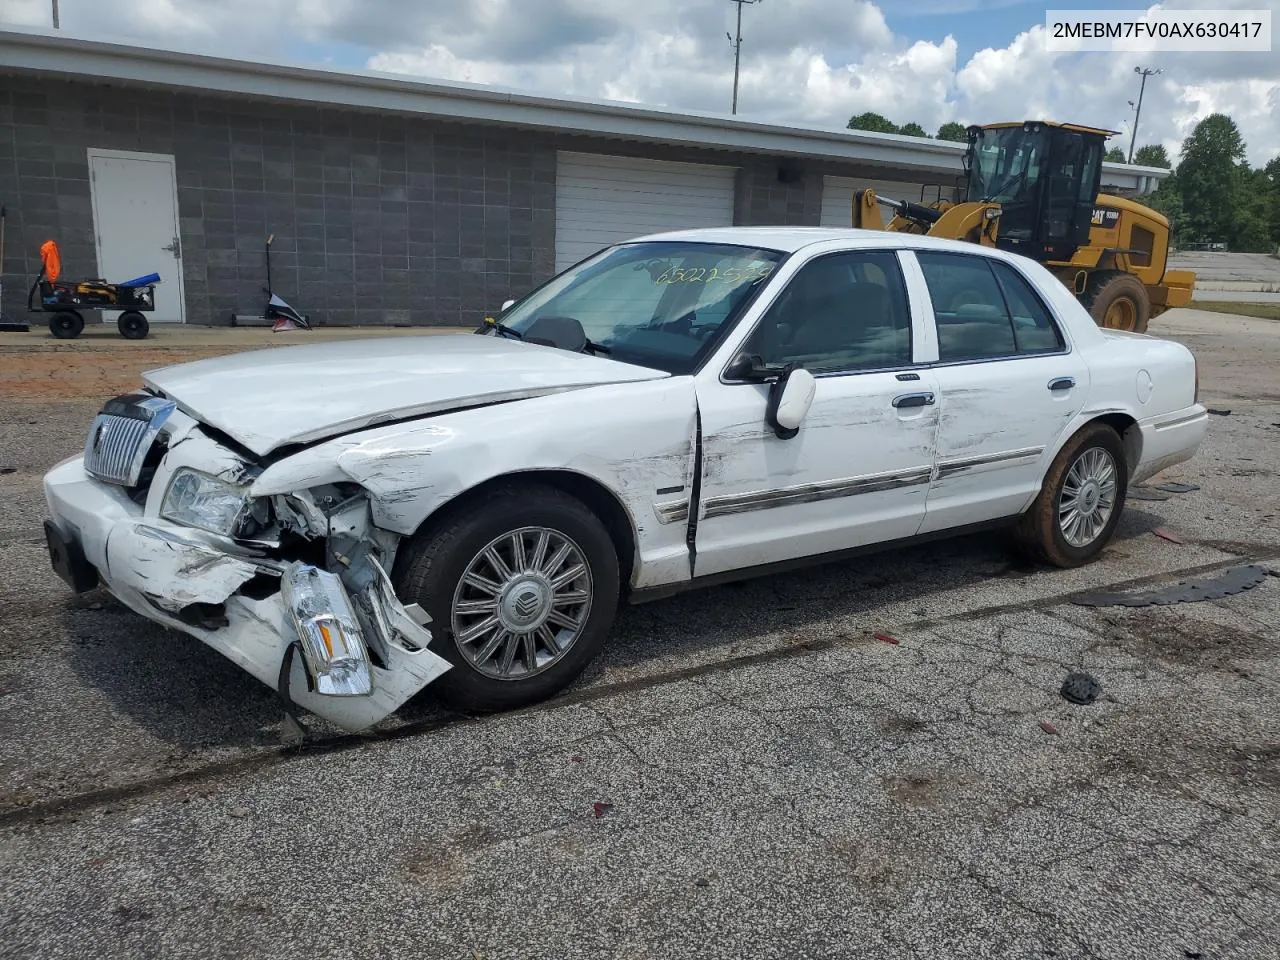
[143,334,669,456]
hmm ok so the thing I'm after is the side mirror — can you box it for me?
[501,299,516,312]
[766,366,816,440]
[726,351,786,382]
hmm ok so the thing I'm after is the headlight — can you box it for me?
[160,468,254,537]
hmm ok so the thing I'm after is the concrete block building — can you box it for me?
[0,26,1169,328]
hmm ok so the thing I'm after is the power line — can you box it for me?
[1128,65,1162,163]
[727,0,762,115]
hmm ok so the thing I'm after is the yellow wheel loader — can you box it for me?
[852,121,1195,333]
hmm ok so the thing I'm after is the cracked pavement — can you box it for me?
[1,307,1279,959]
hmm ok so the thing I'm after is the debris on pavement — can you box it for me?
[1128,486,1171,501]
[1152,527,1186,544]
[874,632,901,645]
[228,807,251,819]
[1071,564,1270,607]
[1039,720,1060,735]
[1153,481,1200,494]
[1207,408,1232,416]
[1060,672,1102,705]
[592,802,614,819]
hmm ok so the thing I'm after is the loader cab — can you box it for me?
[963,121,1108,262]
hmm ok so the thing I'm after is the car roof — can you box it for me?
[626,226,1010,257]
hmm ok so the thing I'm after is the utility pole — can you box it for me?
[1128,65,1162,163]
[732,0,757,115]
[51,0,59,28]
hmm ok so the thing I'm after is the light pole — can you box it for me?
[51,0,59,28]
[1128,66,1162,163]
[727,0,762,115]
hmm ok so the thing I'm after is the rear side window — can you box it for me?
[989,260,1064,354]
[917,252,1015,361]
[917,251,1063,362]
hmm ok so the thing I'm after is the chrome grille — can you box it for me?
[83,393,177,487]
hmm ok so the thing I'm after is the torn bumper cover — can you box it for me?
[42,455,450,731]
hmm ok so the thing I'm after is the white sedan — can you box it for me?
[43,228,1208,730]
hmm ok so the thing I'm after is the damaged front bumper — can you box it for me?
[43,455,450,731]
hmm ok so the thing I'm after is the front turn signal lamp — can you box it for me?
[281,562,372,697]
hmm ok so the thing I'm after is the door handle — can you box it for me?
[1047,377,1076,392]
[892,392,935,409]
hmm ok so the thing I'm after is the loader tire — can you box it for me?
[1080,271,1150,333]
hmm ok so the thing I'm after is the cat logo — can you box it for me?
[1091,208,1121,229]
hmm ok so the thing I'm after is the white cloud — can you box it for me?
[4,0,1277,165]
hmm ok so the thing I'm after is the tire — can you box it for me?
[1015,422,1128,568]
[394,483,621,712]
[117,311,150,340]
[48,311,84,339]
[1079,271,1150,333]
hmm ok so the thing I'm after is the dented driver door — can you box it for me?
[690,248,941,580]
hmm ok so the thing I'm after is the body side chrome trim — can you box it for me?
[1150,410,1207,431]
[702,465,932,519]
[935,445,1045,480]
[654,501,690,525]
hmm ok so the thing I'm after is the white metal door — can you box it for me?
[88,149,186,323]
[555,152,736,272]
[820,174,956,228]
[693,371,940,577]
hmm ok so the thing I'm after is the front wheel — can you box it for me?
[48,311,84,339]
[1015,423,1128,567]
[394,483,620,712]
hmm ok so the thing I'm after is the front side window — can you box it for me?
[966,126,1046,206]
[739,250,913,375]
[918,251,1064,362]
[499,241,783,375]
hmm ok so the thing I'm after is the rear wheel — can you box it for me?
[1015,422,1128,568]
[48,311,84,339]
[117,311,149,340]
[394,483,620,712]
[1080,271,1150,333]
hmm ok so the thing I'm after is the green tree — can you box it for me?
[935,121,967,142]
[1104,147,1127,163]
[847,112,898,134]
[1177,113,1248,246]
[1133,144,1172,168]
[897,121,928,138]
[1263,157,1280,246]
[1146,175,1188,246]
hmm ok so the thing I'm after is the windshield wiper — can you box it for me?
[583,338,612,356]
[476,317,524,340]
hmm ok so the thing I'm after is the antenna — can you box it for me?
[727,0,762,115]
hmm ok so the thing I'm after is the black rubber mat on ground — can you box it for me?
[1071,565,1271,607]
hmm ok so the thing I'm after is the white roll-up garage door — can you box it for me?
[820,174,956,228]
[555,152,737,272]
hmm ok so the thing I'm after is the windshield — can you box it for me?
[496,241,785,375]
[966,126,1046,204]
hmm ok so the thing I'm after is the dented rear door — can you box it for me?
[912,249,1090,534]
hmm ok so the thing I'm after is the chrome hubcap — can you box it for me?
[451,527,592,680]
[1059,447,1118,548]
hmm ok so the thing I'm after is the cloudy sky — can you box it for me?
[4,0,1278,165]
